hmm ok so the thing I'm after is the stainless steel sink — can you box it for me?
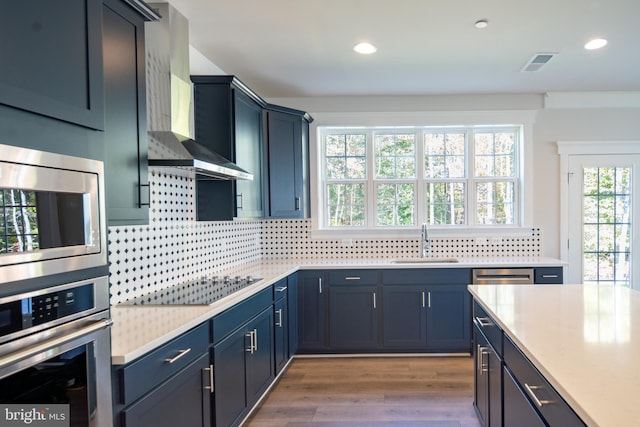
[392,258,459,264]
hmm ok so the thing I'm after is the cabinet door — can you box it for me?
[382,285,427,348]
[474,325,490,427]
[287,274,299,356]
[274,297,289,374]
[245,308,275,408]
[234,90,264,218]
[297,271,327,352]
[265,110,305,218]
[103,0,149,225]
[426,284,471,351]
[503,366,546,427]
[329,285,379,350]
[122,353,211,427]
[0,1,104,130]
[213,329,248,427]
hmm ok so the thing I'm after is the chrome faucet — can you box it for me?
[420,223,431,258]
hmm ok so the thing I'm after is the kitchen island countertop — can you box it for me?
[469,283,640,427]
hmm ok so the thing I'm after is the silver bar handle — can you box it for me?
[427,291,431,308]
[421,291,425,308]
[275,286,288,292]
[276,308,283,327]
[319,278,322,294]
[204,365,214,393]
[245,330,255,354]
[345,276,361,280]
[372,292,376,309]
[542,274,559,278]
[477,345,488,375]
[253,329,258,352]
[524,383,552,407]
[474,316,492,327]
[295,197,301,211]
[164,348,191,364]
[0,318,112,370]
[237,193,244,210]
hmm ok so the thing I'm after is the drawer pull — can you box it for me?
[474,316,492,327]
[204,365,214,393]
[164,348,191,364]
[276,286,288,292]
[345,276,361,280]
[524,383,553,407]
[541,274,559,278]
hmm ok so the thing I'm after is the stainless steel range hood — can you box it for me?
[145,3,252,180]
[148,136,253,180]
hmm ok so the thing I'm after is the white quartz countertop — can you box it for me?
[468,284,640,427]
[111,257,563,364]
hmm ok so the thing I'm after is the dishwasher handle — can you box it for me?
[472,268,534,284]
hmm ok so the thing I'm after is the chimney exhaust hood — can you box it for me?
[145,3,252,181]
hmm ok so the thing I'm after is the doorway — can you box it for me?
[564,151,640,289]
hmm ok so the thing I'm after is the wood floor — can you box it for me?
[244,356,481,427]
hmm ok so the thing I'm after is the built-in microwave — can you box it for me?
[0,144,106,285]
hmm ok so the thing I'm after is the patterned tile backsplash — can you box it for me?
[108,169,541,305]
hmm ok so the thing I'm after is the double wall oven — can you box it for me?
[0,144,112,426]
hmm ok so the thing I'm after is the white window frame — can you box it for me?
[310,111,537,238]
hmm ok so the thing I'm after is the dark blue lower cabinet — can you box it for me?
[503,366,546,427]
[329,285,379,350]
[122,353,212,427]
[382,285,427,348]
[426,285,471,351]
[212,307,274,427]
[274,297,289,374]
[296,271,327,352]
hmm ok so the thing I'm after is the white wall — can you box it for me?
[267,92,640,259]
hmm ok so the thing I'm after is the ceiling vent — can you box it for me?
[521,52,557,72]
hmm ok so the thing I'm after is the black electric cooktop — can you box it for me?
[121,275,263,306]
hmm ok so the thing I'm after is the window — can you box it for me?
[320,125,521,229]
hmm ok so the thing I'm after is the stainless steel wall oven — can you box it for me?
[0,145,111,426]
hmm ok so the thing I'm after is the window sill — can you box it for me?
[310,226,536,240]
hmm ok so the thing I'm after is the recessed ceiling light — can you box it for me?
[353,42,377,55]
[474,20,488,29]
[585,38,607,50]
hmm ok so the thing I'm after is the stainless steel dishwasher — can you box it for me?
[472,268,534,285]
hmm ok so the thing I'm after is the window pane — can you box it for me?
[474,131,515,177]
[424,182,465,225]
[424,132,465,178]
[476,181,515,224]
[327,183,365,226]
[325,133,366,179]
[374,134,415,179]
[376,183,415,226]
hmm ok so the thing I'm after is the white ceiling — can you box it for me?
[165,0,640,98]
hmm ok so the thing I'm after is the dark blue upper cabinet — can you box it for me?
[0,0,105,130]
[264,106,312,219]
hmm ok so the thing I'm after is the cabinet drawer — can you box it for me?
[534,267,563,284]
[472,300,502,355]
[382,268,471,285]
[329,270,378,285]
[118,322,209,406]
[212,287,272,344]
[504,335,585,427]
[273,278,288,301]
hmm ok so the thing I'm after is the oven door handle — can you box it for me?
[0,318,113,370]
